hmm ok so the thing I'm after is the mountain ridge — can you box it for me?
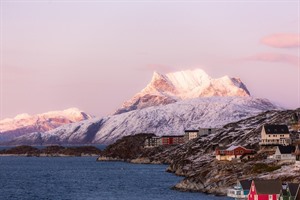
[6,96,280,145]
[2,69,281,145]
[0,108,92,141]
[115,69,250,114]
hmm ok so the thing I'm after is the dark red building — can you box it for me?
[215,145,255,161]
[160,135,185,145]
[248,180,282,200]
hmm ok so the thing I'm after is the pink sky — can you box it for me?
[1,1,299,119]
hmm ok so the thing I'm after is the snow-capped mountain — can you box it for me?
[115,69,250,114]
[7,97,279,145]
[0,108,92,141]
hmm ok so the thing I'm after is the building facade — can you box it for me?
[215,146,256,161]
[160,136,185,145]
[260,125,290,146]
[227,179,252,200]
[184,130,199,142]
[199,128,217,136]
[144,136,161,148]
[248,180,282,200]
[272,145,296,162]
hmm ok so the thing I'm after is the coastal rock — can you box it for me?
[97,108,300,195]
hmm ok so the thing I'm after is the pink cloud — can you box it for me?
[261,33,299,48]
[244,52,299,66]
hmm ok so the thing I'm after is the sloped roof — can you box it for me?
[288,183,300,197]
[161,135,184,138]
[226,145,240,151]
[184,130,199,132]
[264,125,290,134]
[239,180,252,190]
[254,180,282,194]
[278,146,296,154]
[226,145,250,151]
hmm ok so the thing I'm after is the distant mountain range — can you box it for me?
[0,108,92,141]
[1,69,281,145]
[6,97,278,145]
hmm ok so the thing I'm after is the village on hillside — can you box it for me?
[144,112,300,200]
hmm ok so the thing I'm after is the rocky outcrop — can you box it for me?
[97,108,300,195]
[98,133,155,161]
[0,145,101,157]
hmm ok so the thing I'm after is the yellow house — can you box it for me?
[259,124,290,146]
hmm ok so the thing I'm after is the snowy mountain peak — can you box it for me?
[8,96,280,145]
[115,68,251,114]
[0,108,92,141]
[14,113,31,120]
[166,69,211,91]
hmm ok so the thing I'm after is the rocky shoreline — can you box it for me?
[97,109,300,195]
[0,145,101,157]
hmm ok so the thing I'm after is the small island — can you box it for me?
[0,145,101,157]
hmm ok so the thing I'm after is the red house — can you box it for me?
[248,180,282,200]
[215,145,256,161]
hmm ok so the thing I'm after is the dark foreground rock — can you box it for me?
[97,108,300,195]
[98,133,155,161]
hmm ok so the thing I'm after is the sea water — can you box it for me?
[0,156,229,200]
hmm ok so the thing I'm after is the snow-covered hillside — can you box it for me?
[115,69,250,114]
[8,97,279,145]
[0,108,92,141]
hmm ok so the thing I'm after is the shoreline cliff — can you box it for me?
[97,109,300,195]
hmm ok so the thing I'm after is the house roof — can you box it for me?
[184,130,199,132]
[278,145,295,154]
[288,183,300,197]
[161,135,184,138]
[264,124,290,134]
[239,180,252,190]
[254,180,282,194]
[226,145,245,151]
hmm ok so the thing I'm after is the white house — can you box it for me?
[184,130,199,142]
[184,128,216,142]
[259,124,290,146]
[271,145,296,162]
[199,128,217,136]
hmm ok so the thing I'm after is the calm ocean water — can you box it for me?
[0,156,230,200]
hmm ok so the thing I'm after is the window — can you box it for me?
[269,195,273,200]
[240,150,244,154]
